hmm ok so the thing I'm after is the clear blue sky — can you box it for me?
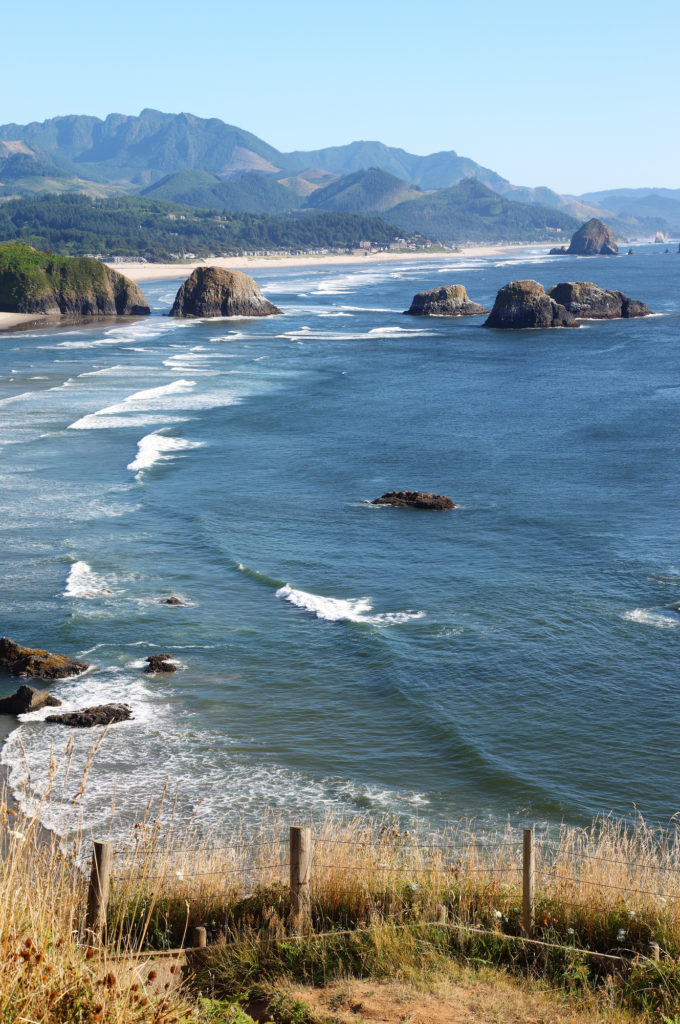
[3,0,677,194]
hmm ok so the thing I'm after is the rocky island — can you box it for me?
[550,218,619,256]
[170,266,282,318]
[0,242,150,316]
[370,491,457,510]
[404,284,489,317]
[484,280,578,329]
[548,282,652,319]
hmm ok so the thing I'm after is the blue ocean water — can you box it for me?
[0,245,678,841]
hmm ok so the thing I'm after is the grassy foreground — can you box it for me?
[2,782,680,1024]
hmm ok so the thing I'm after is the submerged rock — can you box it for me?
[160,596,185,605]
[566,218,619,256]
[404,284,489,317]
[46,704,132,727]
[144,654,177,673]
[371,491,456,510]
[0,637,88,679]
[169,267,282,318]
[0,242,150,316]
[548,282,653,319]
[484,280,578,330]
[0,684,61,715]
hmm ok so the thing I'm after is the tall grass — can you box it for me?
[3,745,680,1021]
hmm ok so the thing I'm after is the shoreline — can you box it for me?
[106,241,539,283]
[0,243,541,332]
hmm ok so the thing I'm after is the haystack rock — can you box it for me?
[169,267,282,318]
[0,637,88,679]
[404,284,489,317]
[371,491,456,510]
[0,242,150,316]
[484,280,578,330]
[550,218,619,256]
[548,282,652,319]
[0,684,61,715]
[46,704,133,727]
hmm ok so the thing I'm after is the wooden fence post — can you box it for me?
[522,827,535,938]
[85,840,113,946]
[192,926,207,949]
[289,825,312,927]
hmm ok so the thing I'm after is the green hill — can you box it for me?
[141,170,300,213]
[384,178,579,243]
[0,193,408,260]
[305,168,420,214]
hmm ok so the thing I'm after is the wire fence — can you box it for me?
[84,824,680,962]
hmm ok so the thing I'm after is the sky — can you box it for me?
[2,0,678,195]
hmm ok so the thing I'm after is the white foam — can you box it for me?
[127,431,204,478]
[275,584,425,625]
[622,608,679,629]
[318,311,353,317]
[63,561,116,599]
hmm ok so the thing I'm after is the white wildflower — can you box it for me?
[492,909,502,919]
[567,927,575,935]
[175,870,184,881]
[616,929,627,943]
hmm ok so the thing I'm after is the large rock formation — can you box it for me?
[404,284,489,317]
[0,637,89,679]
[0,242,150,316]
[548,282,653,319]
[370,491,456,510]
[46,704,132,727]
[484,280,578,330]
[170,267,282,318]
[0,684,61,715]
[550,218,619,256]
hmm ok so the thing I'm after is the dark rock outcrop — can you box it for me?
[548,282,653,319]
[0,637,88,679]
[404,284,489,317]
[0,242,150,316]
[170,267,282,318]
[484,280,578,330]
[371,491,456,510]
[160,596,185,605]
[144,654,177,673]
[0,684,61,715]
[46,704,132,727]
[565,218,619,256]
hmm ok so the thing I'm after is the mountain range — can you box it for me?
[0,109,677,244]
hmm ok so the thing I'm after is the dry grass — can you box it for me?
[2,748,680,1023]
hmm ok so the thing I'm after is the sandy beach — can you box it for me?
[0,243,540,332]
[108,242,533,283]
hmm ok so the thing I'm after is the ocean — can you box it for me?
[0,245,678,843]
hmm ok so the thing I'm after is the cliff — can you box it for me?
[0,242,150,316]
[170,267,282,318]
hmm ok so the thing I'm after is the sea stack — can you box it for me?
[548,282,652,319]
[404,284,489,317]
[484,280,578,329]
[170,267,282,318]
[551,218,619,256]
[0,242,150,316]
